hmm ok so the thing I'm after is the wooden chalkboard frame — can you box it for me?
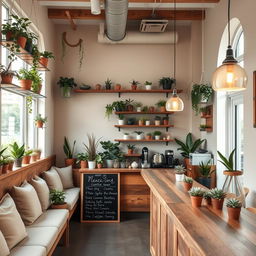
[254,71,256,128]
[80,172,120,223]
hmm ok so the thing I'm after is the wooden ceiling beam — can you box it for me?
[48,9,205,20]
[40,0,219,3]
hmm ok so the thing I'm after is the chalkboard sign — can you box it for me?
[81,173,120,222]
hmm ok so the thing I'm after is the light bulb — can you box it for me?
[166,90,184,112]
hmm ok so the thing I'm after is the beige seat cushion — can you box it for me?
[30,209,69,231]
[65,187,80,210]
[30,176,50,211]
[0,230,10,256]
[42,168,63,191]
[17,227,58,253]
[0,194,27,249]
[54,166,74,189]
[10,245,46,256]
[12,181,42,225]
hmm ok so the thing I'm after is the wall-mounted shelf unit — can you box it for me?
[0,41,49,71]
[200,105,213,132]
[115,139,174,146]
[115,111,174,115]
[114,124,174,132]
[0,83,46,98]
[74,89,183,98]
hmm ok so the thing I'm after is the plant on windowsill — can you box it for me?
[159,77,175,90]
[34,114,47,128]
[63,136,76,167]
[197,160,215,188]
[76,153,89,169]
[9,142,25,168]
[100,141,121,168]
[188,187,205,207]
[130,80,140,90]
[50,189,67,209]
[33,149,42,161]
[57,77,77,98]
[84,134,100,169]
[208,188,226,210]
[127,144,135,155]
[22,149,33,165]
[226,198,242,220]
[199,124,211,131]
[191,83,213,115]
[145,81,152,90]
[155,100,167,112]
[1,155,11,174]
[183,176,193,191]
[40,51,54,68]
[0,64,17,84]
[17,68,35,90]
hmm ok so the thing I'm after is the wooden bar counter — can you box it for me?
[141,169,256,256]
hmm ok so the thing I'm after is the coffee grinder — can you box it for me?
[165,150,174,168]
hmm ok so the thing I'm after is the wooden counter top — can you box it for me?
[78,168,144,173]
[141,169,256,256]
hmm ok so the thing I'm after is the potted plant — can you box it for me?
[22,149,33,165]
[9,142,25,167]
[33,149,41,160]
[159,77,175,90]
[191,83,213,115]
[25,31,38,54]
[63,136,76,167]
[114,83,121,90]
[30,68,43,94]
[138,117,145,126]
[105,101,127,119]
[57,77,77,98]
[197,160,214,188]
[134,131,144,140]
[145,119,150,126]
[174,165,185,181]
[40,51,54,68]
[50,189,67,209]
[34,114,47,128]
[95,84,101,90]
[118,114,125,125]
[123,133,130,140]
[146,133,152,140]
[105,78,112,90]
[189,187,205,207]
[125,99,134,112]
[183,176,193,191]
[130,80,139,90]
[145,81,152,90]
[84,134,100,169]
[149,106,155,112]
[17,68,34,90]
[209,188,226,210]
[76,153,88,169]
[155,100,167,112]
[163,117,169,125]
[153,131,162,140]
[100,141,121,168]
[0,64,17,84]
[96,154,104,169]
[226,198,242,220]
[203,191,212,205]
[1,155,10,174]
[199,124,209,131]
[134,102,143,112]
[154,116,161,126]
[127,118,136,125]
[31,152,38,162]
[127,144,135,155]
[217,149,238,174]
[142,106,149,112]
[174,133,205,167]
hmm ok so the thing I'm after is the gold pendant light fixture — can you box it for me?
[212,0,247,91]
[166,0,184,112]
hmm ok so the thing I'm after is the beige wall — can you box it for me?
[53,23,202,166]
[203,0,256,206]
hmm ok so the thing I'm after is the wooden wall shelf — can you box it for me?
[200,105,213,133]
[0,41,49,71]
[115,124,174,132]
[115,139,173,146]
[115,111,174,115]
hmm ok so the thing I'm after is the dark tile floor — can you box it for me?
[54,212,150,256]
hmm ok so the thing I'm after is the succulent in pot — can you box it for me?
[188,187,205,207]
[22,149,33,165]
[159,77,175,90]
[183,176,193,191]
[130,80,139,90]
[57,77,77,98]
[34,114,47,128]
[226,198,242,220]
[155,100,167,112]
[1,155,11,174]
[153,130,162,140]
[203,191,212,205]
[63,136,76,167]
[142,106,149,113]
[209,188,226,210]
[39,51,54,68]
[145,81,152,90]
[118,114,125,125]
[217,148,238,174]
[0,64,17,84]
[134,131,144,140]
[84,134,100,169]
[50,189,67,209]
[127,144,135,155]
[125,99,134,112]
[9,142,25,168]
[76,152,88,169]
[197,160,214,188]
[123,133,130,140]
[154,116,161,126]
[174,165,185,182]
[105,78,112,90]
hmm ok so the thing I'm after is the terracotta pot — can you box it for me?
[115,84,121,90]
[36,120,44,128]
[22,155,31,165]
[131,84,137,90]
[31,154,38,162]
[39,57,48,67]
[51,203,68,209]
[205,198,212,206]
[138,120,144,126]
[146,135,152,140]
[20,79,32,90]
[95,84,101,90]
[127,149,134,155]
[183,182,192,191]
[36,152,41,160]
[2,164,9,174]
[160,106,166,112]
[127,105,134,112]
[149,107,155,112]
[97,163,103,169]
[212,198,224,210]
[8,162,14,171]
[1,73,13,84]
[227,207,241,220]
[184,158,190,168]
[65,158,76,167]
[80,160,88,169]
[0,165,2,175]
[163,119,169,125]
[190,196,203,207]
[5,31,13,40]
[17,36,27,49]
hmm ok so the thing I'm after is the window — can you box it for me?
[233,27,244,66]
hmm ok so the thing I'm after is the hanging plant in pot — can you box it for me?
[57,76,77,98]
[130,80,139,90]
[159,77,175,90]
[191,83,213,115]
[76,152,88,169]
[63,136,76,167]
[9,142,25,168]
[226,198,242,220]
[84,134,100,170]
[208,188,226,210]
[174,165,185,181]
[197,160,215,188]
[50,189,67,209]
[34,114,47,128]
[39,51,54,68]
[100,140,121,168]
[188,187,205,207]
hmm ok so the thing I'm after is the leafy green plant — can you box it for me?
[142,106,148,112]
[84,134,100,161]
[118,114,124,120]
[130,80,140,85]
[155,100,166,107]
[175,165,185,174]
[209,188,226,199]
[50,189,66,205]
[226,198,242,208]
[188,187,205,197]
[134,131,144,135]
[105,78,112,89]
[183,176,193,184]
[57,77,77,88]
[145,81,152,85]
[146,132,152,136]
[24,149,33,156]
[191,83,213,115]
[9,142,25,159]
[63,136,76,159]
[159,77,175,88]
[134,102,142,108]
[199,160,214,178]
[76,153,88,163]
[105,101,127,119]
[175,133,205,158]
[40,51,54,59]
[96,154,104,164]
[127,144,135,150]
[0,64,17,76]
[100,141,121,160]
[29,68,42,92]
[17,68,34,80]
[217,149,236,171]
[35,114,47,123]
[153,131,162,136]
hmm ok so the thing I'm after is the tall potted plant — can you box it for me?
[30,69,43,94]
[57,77,77,98]
[9,142,25,167]
[63,136,76,167]
[84,134,100,169]
[100,141,121,168]
[175,133,205,167]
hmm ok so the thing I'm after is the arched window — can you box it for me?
[233,26,244,66]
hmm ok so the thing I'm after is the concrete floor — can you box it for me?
[54,212,150,256]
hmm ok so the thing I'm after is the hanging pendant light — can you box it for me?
[212,0,247,91]
[166,0,184,112]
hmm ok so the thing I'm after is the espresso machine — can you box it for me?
[141,147,151,168]
[165,150,174,168]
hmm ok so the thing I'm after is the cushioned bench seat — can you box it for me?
[10,245,46,256]
[64,187,80,210]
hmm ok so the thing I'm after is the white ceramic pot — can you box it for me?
[136,134,144,140]
[155,120,161,126]
[88,161,96,170]
[131,161,138,169]
[123,135,129,140]
[137,107,142,112]
[118,119,125,125]
[155,135,160,140]
[175,173,185,182]
[145,85,152,90]
[145,120,150,126]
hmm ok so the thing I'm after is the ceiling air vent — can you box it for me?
[140,19,168,33]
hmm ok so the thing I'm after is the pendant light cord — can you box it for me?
[173,0,177,91]
[228,0,231,46]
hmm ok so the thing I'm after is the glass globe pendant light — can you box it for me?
[212,0,247,91]
[166,0,184,112]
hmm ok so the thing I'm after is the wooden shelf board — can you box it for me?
[74,89,183,94]
[124,154,142,157]
[115,139,174,142]
[0,41,49,71]
[115,125,174,128]
[115,111,174,115]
